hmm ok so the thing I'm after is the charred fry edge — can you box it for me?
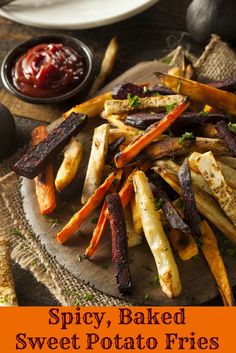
[106,193,133,295]
[115,97,190,168]
[57,170,122,244]
[13,113,87,179]
[31,126,56,215]
[178,158,201,238]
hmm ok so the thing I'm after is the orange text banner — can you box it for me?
[0,307,235,352]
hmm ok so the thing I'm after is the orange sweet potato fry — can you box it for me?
[115,97,190,168]
[84,169,136,258]
[57,169,122,244]
[200,220,234,306]
[31,126,56,215]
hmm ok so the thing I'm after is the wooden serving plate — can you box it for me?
[21,60,236,305]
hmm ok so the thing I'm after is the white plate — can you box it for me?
[0,0,159,29]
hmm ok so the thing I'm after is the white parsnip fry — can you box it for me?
[133,171,182,298]
[89,37,119,96]
[104,95,183,116]
[82,124,110,204]
[154,167,236,245]
[55,138,82,191]
[191,151,236,227]
[124,207,142,248]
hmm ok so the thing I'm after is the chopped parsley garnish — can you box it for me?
[43,215,60,228]
[154,198,163,210]
[178,131,195,145]
[151,275,160,285]
[91,217,99,224]
[199,110,209,116]
[177,80,182,94]
[162,56,173,65]
[197,238,203,248]
[143,86,148,93]
[165,103,177,113]
[228,122,236,134]
[127,93,140,108]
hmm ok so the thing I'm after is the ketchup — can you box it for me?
[12,43,86,98]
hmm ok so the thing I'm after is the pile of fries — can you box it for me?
[14,62,236,305]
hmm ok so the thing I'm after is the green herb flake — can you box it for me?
[43,215,60,228]
[144,294,149,300]
[177,80,182,94]
[199,110,209,116]
[143,86,148,93]
[162,56,173,65]
[197,238,203,248]
[228,122,236,134]
[178,131,195,145]
[84,293,94,302]
[154,198,163,211]
[91,217,99,224]
[127,93,140,108]
[153,91,161,96]
[151,275,159,285]
[11,228,23,237]
[165,103,177,113]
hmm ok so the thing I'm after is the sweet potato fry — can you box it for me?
[55,137,82,192]
[106,193,133,295]
[189,151,236,227]
[82,124,110,204]
[124,206,142,248]
[153,183,191,234]
[217,156,236,170]
[154,167,236,245]
[104,94,183,116]
[108,128,137,145]
[115,97,190,168]
[89,37,119,97]
[169,229,198,261]
[57,169,122,244]
[84,169,136,258]
[178,158,201,238]
[106,114,142,137]
[31,126,56,215]
[130,195,143,235]
[200,220,234,306]
[155,72,236,115]
[216,120,236,156]
[64,91,112,119]
[133,171,182,298]
[14,113,87,179]
[189,137,229,155]
[145,137,194,160]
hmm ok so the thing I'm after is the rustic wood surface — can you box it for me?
[0,0,231,305]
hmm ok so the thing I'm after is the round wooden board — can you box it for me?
[21,60,236,305]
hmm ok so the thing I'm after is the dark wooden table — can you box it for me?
[0,0,213,306]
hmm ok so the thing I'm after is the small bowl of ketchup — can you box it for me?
[1,34,94,104]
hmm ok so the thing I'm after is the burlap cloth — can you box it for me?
[0,35,235,306]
